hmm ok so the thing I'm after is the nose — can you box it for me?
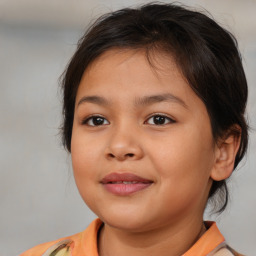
[104,126,144,161]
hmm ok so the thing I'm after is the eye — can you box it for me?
[145,114,175,125]
[82,116,109,126]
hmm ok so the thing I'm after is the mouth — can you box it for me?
[101,172,153,196]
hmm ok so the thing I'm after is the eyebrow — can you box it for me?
[134,93,188,108]
[77,96,110,107]
[77,93,188,109]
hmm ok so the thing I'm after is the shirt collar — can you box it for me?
[82,219,225,256]
[183,221,225,256]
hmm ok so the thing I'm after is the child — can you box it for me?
[21,3,248,256]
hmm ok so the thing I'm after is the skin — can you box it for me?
[71,49,239,256]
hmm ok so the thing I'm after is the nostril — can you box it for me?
[126,153,135,158]
[107,152,134,159]
[108,153,115,158]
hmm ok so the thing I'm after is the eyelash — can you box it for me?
[82,114,176,127]
[82,115,109,126]
[145,114,176,125]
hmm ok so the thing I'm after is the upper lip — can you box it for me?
[101,172,153,184]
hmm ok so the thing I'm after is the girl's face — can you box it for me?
[71,49,218,232]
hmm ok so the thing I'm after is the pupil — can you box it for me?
[154,116,165,125]
[93,117,104,125]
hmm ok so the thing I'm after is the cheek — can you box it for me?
[153,137,214,215]
[71,128,101,169]
[150,124,215,187]
[71,142,99,210]
[71,131,100,193]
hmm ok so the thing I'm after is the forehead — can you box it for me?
[76,49,210,123]
[77,48,186,96]
[86,48,180,77]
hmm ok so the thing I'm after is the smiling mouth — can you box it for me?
[101,173,153,195]
[108,181,148,184]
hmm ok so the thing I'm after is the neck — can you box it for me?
[98,217,206,256]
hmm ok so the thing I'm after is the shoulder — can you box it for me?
[226,246,246,256]
[212,247,245,256]
[19,234,79,256]
[20,219,102,256]
[184,221,245,256]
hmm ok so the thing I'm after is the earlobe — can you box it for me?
[211,130,241,181]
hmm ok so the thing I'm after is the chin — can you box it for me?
[97,209,157,233]
[104,218,150,232]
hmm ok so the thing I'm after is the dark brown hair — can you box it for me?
[60,2,248,212]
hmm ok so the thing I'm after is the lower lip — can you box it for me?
[102,183,152,196]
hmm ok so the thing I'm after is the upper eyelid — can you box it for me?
[82,115,109,124]
[144,115,176,126]
[83,114,106,119]
[145,113,176,122]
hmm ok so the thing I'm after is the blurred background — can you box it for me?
[0,0,255,255]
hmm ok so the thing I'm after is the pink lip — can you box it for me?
[101,172,153,196]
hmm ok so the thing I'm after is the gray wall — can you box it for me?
[0,1,255,255]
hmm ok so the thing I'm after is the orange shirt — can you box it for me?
[20,219,242,256]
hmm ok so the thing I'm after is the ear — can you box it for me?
[211,128,241,181]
